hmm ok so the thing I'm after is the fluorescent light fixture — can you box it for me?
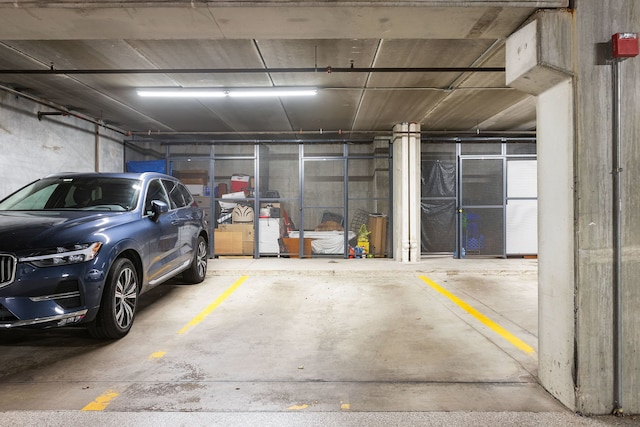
[136,88,317,98]
[228,89,317,97]
[137,89,226,98]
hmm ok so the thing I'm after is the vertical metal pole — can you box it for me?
[343,143,349,259]
[254,143,260,259]
[502,144,507,259]
[388,139,394,259]
[612,58,623,416]
[456,143,462,259]
[209,144,215,257]
[94,123,100,172]
[298,143,305,258]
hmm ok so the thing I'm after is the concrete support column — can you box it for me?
[392,122,421,263]
[507,4,640,415]
[507,9,577,411]
[536,79,576,408]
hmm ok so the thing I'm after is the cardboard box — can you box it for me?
[219,223,254,255]
[242,240,254,255]
[368,214,388,258]
[214,230,242,255]
[219,223,254,241]
[176,170,208,185]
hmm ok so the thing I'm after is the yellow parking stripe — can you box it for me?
[287,403,309,410]
[81,276,247,411]
[81,390,119,411]
[178,275,248,335]
[419,275,535,355]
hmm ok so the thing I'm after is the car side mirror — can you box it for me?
[150,200,169,222]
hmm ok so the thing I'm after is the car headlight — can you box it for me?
[19,242,103,267]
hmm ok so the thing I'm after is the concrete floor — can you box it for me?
[0,257,638,426]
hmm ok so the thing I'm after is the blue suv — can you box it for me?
[0,172,208,339]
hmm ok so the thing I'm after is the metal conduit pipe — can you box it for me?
[611,58,623,417]
[422,136,536,142]
[0,66,505,75]
[126,135,535,146]
[128,130,536,139]
[0,83,128,136]
[133,139,381,144]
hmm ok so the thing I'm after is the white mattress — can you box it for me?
[288,230,356,254]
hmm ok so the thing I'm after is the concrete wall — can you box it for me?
[0,91,125,198]
[573,0,640,415]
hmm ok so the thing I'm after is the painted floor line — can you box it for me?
[81,390,119,411]
[80,276,249,411]
[178,275,249,335]
[418,275,535,355]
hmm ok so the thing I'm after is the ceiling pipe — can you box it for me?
[126,135,535,145]
[0,66,505,75]
[0,83,128,135]
[127,129,534,137]
[37,111,68,120]
[137,139,378,144]
[422,135,536,142]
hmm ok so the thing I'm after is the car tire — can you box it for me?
[183,235,208,284]
[88,258,139,339]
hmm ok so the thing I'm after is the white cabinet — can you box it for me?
[259,218,282,255]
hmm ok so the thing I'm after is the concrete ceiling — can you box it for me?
[0,1,568,141]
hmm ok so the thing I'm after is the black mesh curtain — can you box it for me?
[421,160,456,252]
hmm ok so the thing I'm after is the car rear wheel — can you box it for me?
[88,258,139,339]
[183,235,207,284]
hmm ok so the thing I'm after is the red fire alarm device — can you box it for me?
[612,32,639,58]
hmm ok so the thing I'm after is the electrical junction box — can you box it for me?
[612,33,639,58]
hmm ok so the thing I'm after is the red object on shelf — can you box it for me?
[231,175,251,192]
[612,33,639,58]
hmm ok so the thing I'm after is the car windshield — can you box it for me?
[0,176,141,212]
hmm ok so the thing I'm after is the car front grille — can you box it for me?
[0,254,17,288]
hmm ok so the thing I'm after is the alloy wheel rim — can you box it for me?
[196,240,207,278]
[114,266,137,329]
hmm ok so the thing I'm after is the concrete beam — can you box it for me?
[505,10,573,95]
[0,3,553,40]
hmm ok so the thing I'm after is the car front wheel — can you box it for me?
[88,258,139,339]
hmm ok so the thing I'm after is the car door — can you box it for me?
[143,178,182,285]
[162,179,199,267]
